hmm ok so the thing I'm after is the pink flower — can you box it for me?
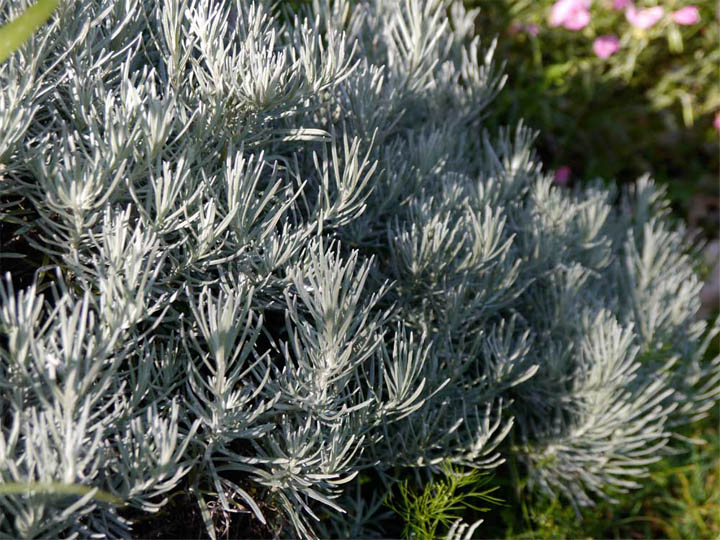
[550,0,591,31]
[525,23,541,36]
[612,0,630,9]
[714,112,720,132]
[593,35,620,58]
[554,166,572,185]
[672,6,700,25]
[510,23,541,36]
[626,5,664,29]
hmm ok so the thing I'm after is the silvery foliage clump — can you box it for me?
[0,0,718,537]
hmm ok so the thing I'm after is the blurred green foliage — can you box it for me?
[475,406,719,539]
[470,0,719,221]
[0,0,59,63]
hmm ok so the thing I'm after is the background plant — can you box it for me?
[0,0,718,538]
[471,0,719,225]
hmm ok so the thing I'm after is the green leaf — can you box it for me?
[0,0,60,63]
[544,62,572,82]
[0,482,124,506]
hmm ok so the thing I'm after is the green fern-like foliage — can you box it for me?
[385,463,501,540]
[0,0,717,538]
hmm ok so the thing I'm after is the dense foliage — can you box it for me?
[0,0,717,537]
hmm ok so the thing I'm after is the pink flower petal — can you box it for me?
[714,112,720,132]
[525,23,541,36]
[549,0,575,26]
[612,0,631,9]
[593,35,620,58]
[554,166,572,185]
[672,6,700,25]
[563,8,591,30]
[550,0,591,30]
[512,23,541,36]
[626,5,664,29]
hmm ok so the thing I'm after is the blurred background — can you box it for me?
[470,0,718,239]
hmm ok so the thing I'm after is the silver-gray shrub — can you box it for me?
[0,0,717,537]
